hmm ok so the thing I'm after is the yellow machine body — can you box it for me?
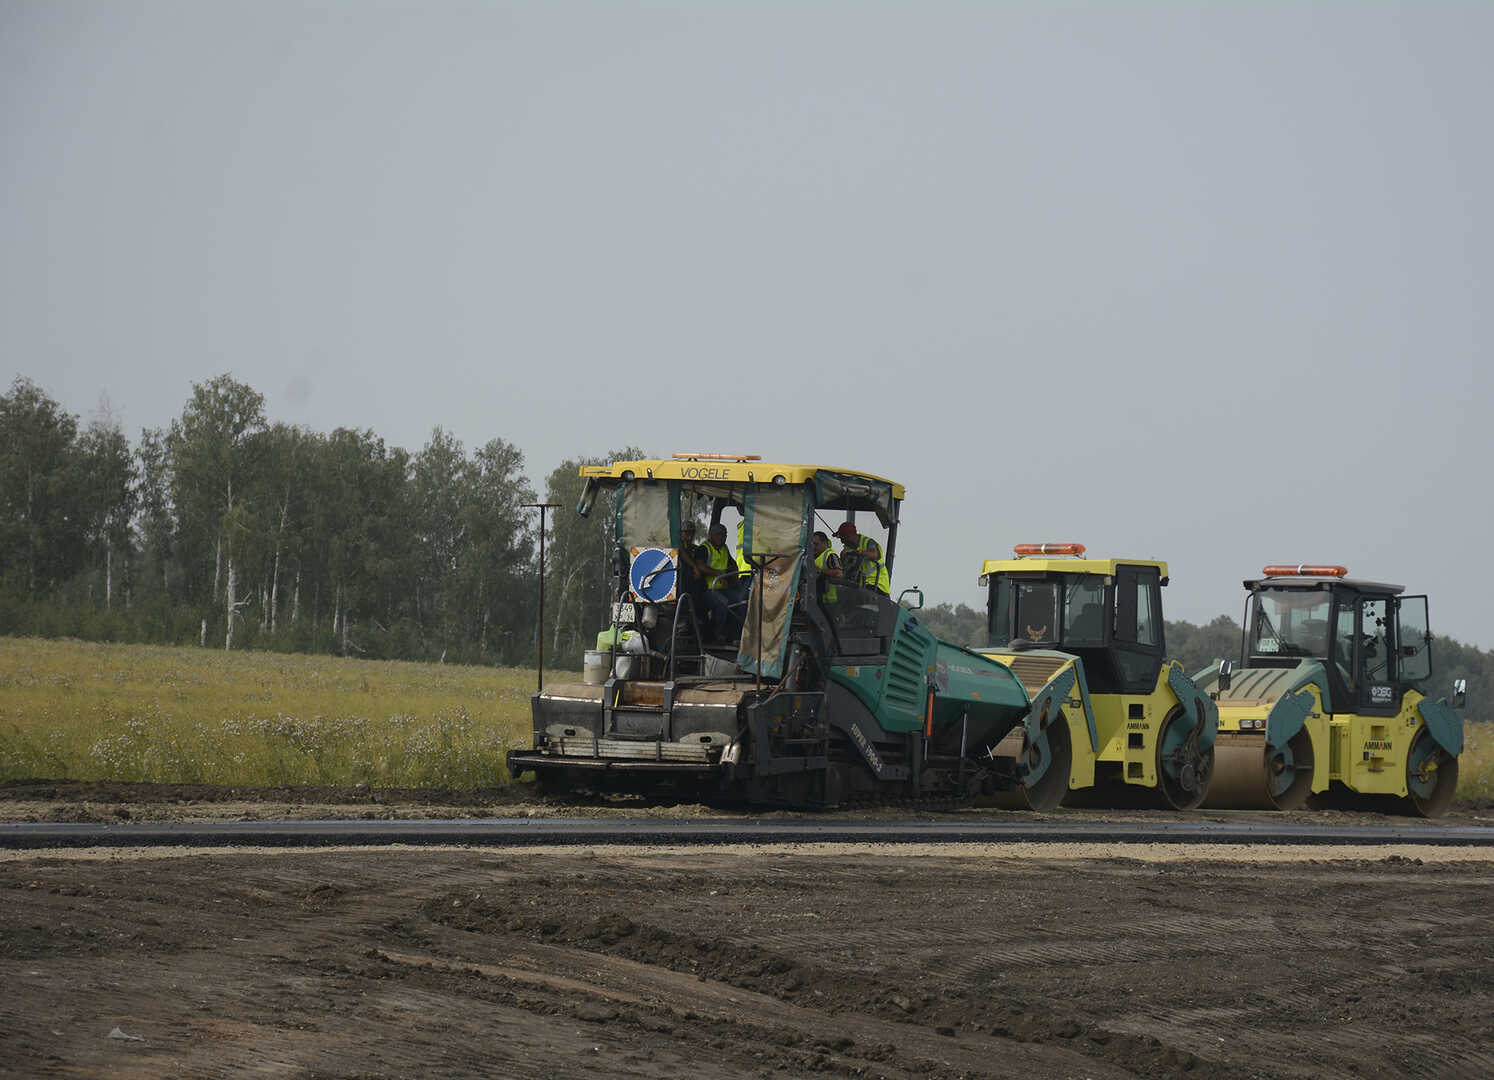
[1194,569,1463,816]
[1203,674,1444,804]
[978,551,1217,810]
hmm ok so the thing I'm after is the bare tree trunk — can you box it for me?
[268,496,289,632]
[225,559,237,650]
[105,540,113,609]
[24,463,35,596]
[292,570,300,623]
[200,618,207,647]
[551,564,582,657]
[270,544,281,631]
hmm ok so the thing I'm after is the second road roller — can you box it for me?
[1193,564,1466,817]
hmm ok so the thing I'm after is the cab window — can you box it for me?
[1250,589,1332,659]
[1014,582,1060,644]
[1135,577,1159,647]
[1334,604,1356,688]
[1362,598,1393,683]
[1061,577,1106,646]
[1398,596,1431,684]
[989,578,1013,647]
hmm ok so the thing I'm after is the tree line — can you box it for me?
[0,372,1488,724]
[0,374,633,667]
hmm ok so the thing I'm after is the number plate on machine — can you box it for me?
[612,602,637,623]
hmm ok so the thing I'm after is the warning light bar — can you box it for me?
[1262,564,1348,578]
[672,452,762,461]
[1014,543,1087,557]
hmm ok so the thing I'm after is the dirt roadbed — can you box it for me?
[4,842,1493,1078]
[4,782,1493,1078]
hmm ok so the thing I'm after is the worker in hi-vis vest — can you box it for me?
[702,522,746,639]
[833,521,889,595]
[812,530,842,605]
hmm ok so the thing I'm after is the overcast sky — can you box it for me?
[4,1,1491,650]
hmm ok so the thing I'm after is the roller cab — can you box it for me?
[1194,566,1465,817]
[976,546,1217,810]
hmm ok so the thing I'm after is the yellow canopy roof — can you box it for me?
[580,456,905,500]
[980,556,1169,579]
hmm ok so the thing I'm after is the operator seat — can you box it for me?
[1068,602,1103,643]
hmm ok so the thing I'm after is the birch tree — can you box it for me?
[77,409,137,608]
[462,437,537,663]
[542,447,645,664]
[411,427,468,657]
[0,378,86,596]
[164,375,266,641]
[301,427,411,654]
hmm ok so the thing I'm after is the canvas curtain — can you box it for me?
[737,486,811,678]
[616,481,677,549]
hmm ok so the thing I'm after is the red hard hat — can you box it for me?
[834,522,858,540]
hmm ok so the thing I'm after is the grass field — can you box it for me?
[1459,720,1493,802]
[1,636,1489,800]
[0,637,544,788]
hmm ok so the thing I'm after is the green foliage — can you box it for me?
[543,447,646,667]
[915,602,987,647]
[0,375,547,670]
[1165,615,1244,676]
[0,377,89,595]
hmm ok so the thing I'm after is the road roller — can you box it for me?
[506,456,1053,808]
[975,544,1218,811]
[1194,565,1466,817]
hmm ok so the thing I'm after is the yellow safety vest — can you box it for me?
[844,536,890,595]
[735,519,751,575]
[703,541,732,590]
[814,546,838,604]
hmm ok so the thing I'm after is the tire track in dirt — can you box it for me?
[376,935,1145,1080]
[6,847,1493,1078]
[415,877,1254,1078]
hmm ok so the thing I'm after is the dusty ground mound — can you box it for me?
[5,846,1493,1078]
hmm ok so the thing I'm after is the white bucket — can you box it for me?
[582,650,609,685]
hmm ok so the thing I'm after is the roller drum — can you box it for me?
[980,719,1071,811]
[1203,730,1314,811]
